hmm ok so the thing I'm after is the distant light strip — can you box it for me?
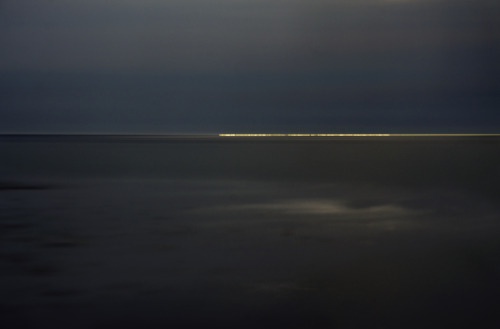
[219,134,500,137]
[220,134,390,137]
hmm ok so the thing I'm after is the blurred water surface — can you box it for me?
[1,136,499,328]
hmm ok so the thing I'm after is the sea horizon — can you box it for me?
[1,133,500,328]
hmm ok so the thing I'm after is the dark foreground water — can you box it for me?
[1,135,499,328]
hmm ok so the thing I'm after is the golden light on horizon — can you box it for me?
[219,134,500,137]
[219,134,391,137]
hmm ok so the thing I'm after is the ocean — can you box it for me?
[1,135,499,328]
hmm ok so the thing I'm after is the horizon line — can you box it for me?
[1,133,499,137]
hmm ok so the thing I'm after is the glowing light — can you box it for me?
[219,134,500,137]
[219,134,391,137]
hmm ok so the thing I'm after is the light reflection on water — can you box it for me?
[1,137,499,328]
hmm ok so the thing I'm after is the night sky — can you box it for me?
[1,0,499,134]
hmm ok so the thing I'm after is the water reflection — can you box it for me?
[1,137,500,328]
[201,199,411,216]
[1,178,499,328]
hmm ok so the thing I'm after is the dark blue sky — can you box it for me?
[1,0,499,133]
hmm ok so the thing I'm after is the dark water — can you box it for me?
[1,136,499,328]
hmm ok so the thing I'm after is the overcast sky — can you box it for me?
[1,0,499,133]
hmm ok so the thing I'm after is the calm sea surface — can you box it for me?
[1,135,499,328]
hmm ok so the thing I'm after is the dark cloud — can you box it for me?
[0,0,498,132]
[1,71,498,133]
[1,0,498,71]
